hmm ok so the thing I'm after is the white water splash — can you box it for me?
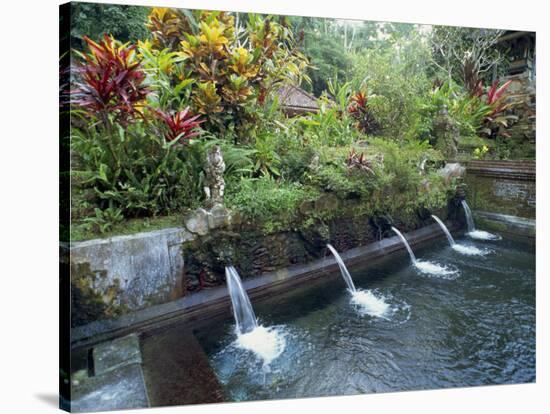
[414,259,459,279]
[351,289,390,318]
[452,243,492,256]
[234,325,287,366]
[467,230,502,241]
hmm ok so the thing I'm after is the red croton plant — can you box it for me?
[346,148,375,175]
[154,107,205,144]
[71,34,150,125]
[481,79,516,137]
[347,90,380,135]
[486,79,513,117]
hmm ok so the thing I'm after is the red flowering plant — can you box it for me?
[154,107,205,146]
[71,34,150,126]
[347,90,380,135]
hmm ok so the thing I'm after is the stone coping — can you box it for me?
[464,160,536,181]
[67,227,189,249]
[71,222,456,349]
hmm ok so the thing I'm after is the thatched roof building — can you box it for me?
[277,84,319,116]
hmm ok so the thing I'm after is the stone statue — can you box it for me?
[433,105,459,158]
[308,154,320,172]
[203,145,225,207]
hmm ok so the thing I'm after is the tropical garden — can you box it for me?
[61,4,534,241]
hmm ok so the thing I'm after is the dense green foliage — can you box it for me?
[66,6,533,240]
[70,3,150,49]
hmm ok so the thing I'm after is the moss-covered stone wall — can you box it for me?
[181,198,460,292]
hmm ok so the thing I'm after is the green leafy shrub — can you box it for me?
[350,33,432,139]
[418,80,518,145]
[225,176,319,233]
[81,207,124,234]
[71,122,205,222]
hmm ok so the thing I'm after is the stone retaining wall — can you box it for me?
[70,222,458,348]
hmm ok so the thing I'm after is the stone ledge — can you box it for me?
[93,334,142,376]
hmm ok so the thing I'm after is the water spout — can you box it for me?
[225,266,258,335]
[391,227,459,278]
[431,215,455,246]
[225,266,286,366]
[461,200,501,241]
[326,244,391,317]
[461,200,475,233]
[432,214,489,256]
[391,227,417,264]
[326,244,356,292]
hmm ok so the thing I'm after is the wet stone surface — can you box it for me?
[140,327,226,406]
[93,334,142,376]
[71,334,149,412]
[71,364,149,413]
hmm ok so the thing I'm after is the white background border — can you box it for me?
[0,0,547,412]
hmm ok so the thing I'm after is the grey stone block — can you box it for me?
[70,227,196,316]
[207,204,231,229]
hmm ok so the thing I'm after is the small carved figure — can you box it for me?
[203,145,226,206]
[433,104,459,158]
[308,154,320,171]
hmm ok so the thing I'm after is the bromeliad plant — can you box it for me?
[481,79,517,136]
[71,34,150,126]
[423,79,517,140]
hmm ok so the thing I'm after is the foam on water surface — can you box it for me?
[414,259,459,279]
[467,230,502,241]
[351,289,391,318]
[452,243,492,256]
[235,325,287,366]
